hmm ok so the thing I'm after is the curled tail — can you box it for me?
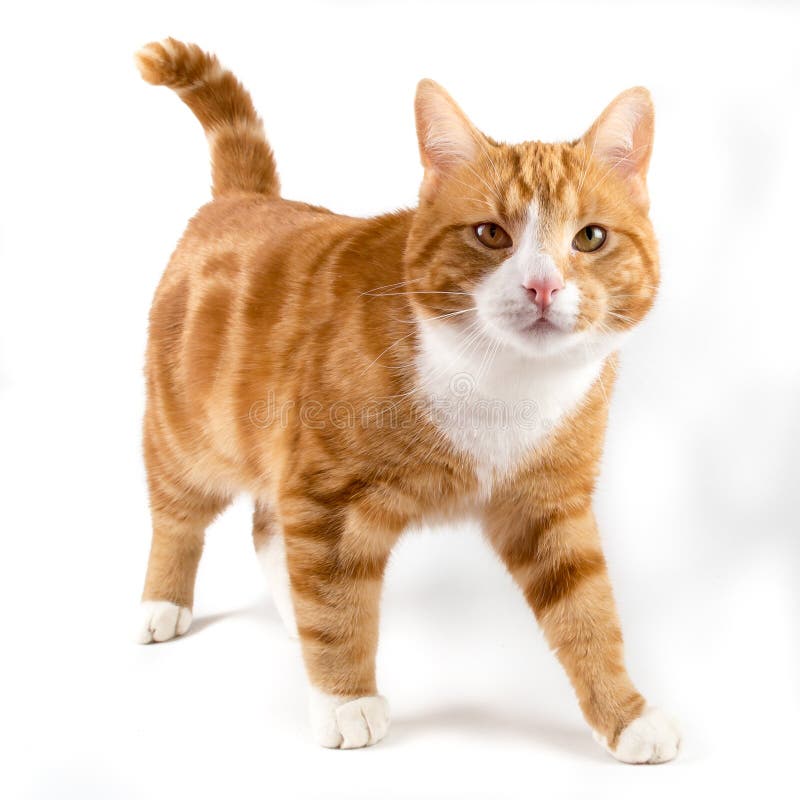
[135,38,280,198]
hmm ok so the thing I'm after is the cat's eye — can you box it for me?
[572,225,607,253]
[474,223,513,249]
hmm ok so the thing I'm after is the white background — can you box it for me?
[1,1,798,798]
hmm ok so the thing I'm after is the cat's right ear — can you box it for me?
[415,79,481,198]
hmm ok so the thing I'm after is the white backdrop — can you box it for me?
[1,1,798,798]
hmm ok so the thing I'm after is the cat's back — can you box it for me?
[147,193,360,349]
[164,193,357,285]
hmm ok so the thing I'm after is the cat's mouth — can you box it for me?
[521,317,560,334]
[517,311,572,337]
[476,300,582,358]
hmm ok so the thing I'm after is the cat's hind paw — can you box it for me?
[136,600,192,644]
[308,688,390,749]
[595,706,681,764]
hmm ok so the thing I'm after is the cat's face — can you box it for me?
[405,82,658,361]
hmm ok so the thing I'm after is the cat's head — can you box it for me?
[404,81,658,361]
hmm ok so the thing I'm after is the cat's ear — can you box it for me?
[415,79,482,196]
[582,87,654,207]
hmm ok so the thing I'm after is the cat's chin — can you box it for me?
[515,332,582,360]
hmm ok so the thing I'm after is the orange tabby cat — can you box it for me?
[134,39,679,763]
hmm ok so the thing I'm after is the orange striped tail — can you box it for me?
[135,38,280,199]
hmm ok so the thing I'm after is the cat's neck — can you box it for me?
[414,318,618,493]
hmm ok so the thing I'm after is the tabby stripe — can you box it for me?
[148,276,191,440]
[185,282,234,399]
[523,550,606,615]
[496,506,575,571]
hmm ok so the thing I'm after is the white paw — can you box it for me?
[595,706,681,764]
[136,600,192,644]
[308,687,390,749]
[256,533,298,639]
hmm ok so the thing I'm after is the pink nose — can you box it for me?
[523,275,564,310]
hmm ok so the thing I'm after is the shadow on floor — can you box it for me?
[388,704,606,761]
[189,599,285,637]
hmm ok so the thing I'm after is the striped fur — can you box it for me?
[135,38,279,198]
[134,40,677,759]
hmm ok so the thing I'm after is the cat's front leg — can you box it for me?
[485,497,680,763]
[281,494,402,749]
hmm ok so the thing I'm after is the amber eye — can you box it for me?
[474,223,513,249]
[572,225,607,253]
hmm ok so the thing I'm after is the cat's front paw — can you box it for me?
[308,688,390,749]
[136,600,192,644]
[595,706,681,764]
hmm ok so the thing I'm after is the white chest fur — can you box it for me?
[415,320,609,495]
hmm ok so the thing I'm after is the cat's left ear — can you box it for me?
[582,87,654,208]
[415,79,484,199]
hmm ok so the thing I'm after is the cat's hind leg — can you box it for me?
[137,432,230,644]
[252,501,298,639]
